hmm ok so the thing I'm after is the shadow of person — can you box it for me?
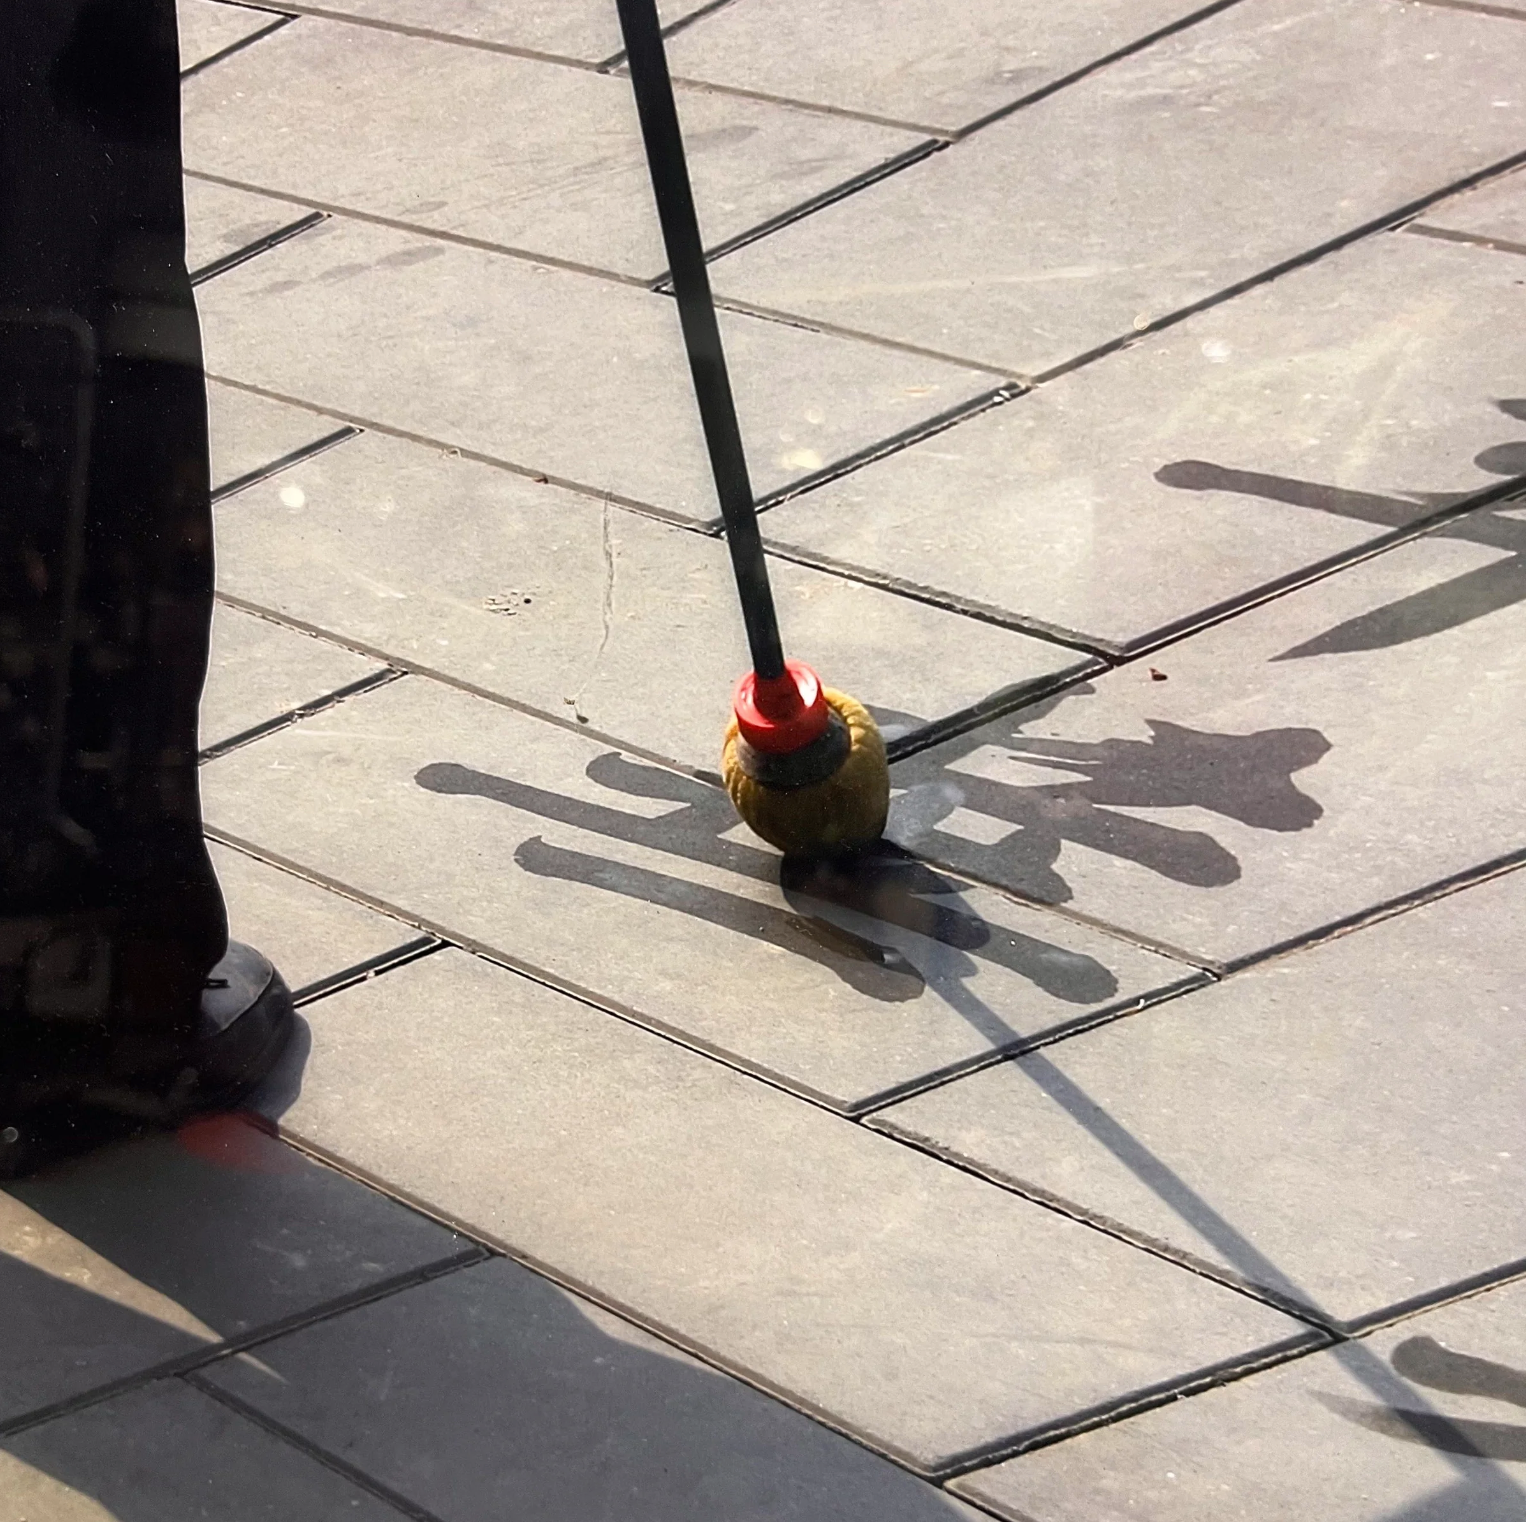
[1156,399,1526,659]
[2,1135,973,1519]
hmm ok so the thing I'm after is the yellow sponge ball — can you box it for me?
[722,688,889,856]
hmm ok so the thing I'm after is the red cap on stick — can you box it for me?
[732,661,832,755]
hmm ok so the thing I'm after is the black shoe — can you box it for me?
[0,942,295,1180]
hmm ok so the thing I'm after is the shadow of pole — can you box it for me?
[927,974,1526,1500]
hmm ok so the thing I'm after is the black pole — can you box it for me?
[614,0,786,681]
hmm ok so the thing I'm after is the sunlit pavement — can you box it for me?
[5,2,1526,1516]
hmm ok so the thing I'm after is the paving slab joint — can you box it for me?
[932,1330,1333,1481]
[948,0,1252,141]
[597,0,747,72]
[290,935,450,1007]
[652,138,947,284]
[180,7,296,82]
[0,1245,488,1441]
[850,972,1218,1118]
[211,422,363,504]
[190,210,328,288]
[184,1371,446,1521]
[198,666,407,765]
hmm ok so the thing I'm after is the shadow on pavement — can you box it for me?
[886,688,1329,907]
[1157,398,1526,659]
[418,748,1121,1007]
[1,1119,972,1519]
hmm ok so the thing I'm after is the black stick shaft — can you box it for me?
[614,0,785,680]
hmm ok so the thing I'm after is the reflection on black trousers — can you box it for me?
[1,1,225,1100]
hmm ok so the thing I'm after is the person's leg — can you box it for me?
[1,0,291,1167]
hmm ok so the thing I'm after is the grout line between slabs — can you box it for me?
[199,370,707,527]
[847,973,1217,1118]
[881,659,1111,760]
[598,0,749,72]
[1406,220,1526,260]
[197,666,406,765]
[943,1255,1526,1486]
[1218,844,1526,977]
[234,1,603,69]
[180,11,296,81]
[182,171,654,289]
[656,73,953,137]
[607,0,1265,270]
[1409,0,1526,19]
[1340,1256,1526,1339]
[189,210,327,287]
[863,845,1526,1121]
[0,1247,487,1441]
[289,934,449,1006]
[758,539,1113,658]
[947,0,1251,141]
[935,1333,1330,1481]
[868,465,1526,770]
[610,0,1257,147]
[210,422,363,504]
[1029,148,1526,389]
[865,1115,1330,1329]
[184,1373,447,1522]
[206,592,721,781]
[752,383,1026,513]
[1117,467,1526,662]
[200,829,859,1115]
[705,296,1020,380]
[651,138,948,284]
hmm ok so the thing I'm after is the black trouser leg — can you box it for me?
[2,0,227,1101]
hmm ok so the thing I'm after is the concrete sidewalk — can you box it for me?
[5,0,1526,1516]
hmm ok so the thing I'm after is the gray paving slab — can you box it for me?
[1420,165,1526,246]
[274,948,1303,1466]
[177,0,282,72]
[208,841,416,994]
[206,377,354,496]
[953,1276,1526,1521]
[0,1378,403,1520]
[201,675,1195,1109]
[181,17,925,282]
[664,0,1212,133]
[206,1255,985,1520]
[711,0,1526,375]
[212,429,1082,772]
[877,864,1526,1327]
[183,176,307,277]
[195,215,997,520]
[298,0,697,63]
[767,233,1526,651]
[887,529,1526,966]
[202,601,385,751]
[0,1119,462,1423]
